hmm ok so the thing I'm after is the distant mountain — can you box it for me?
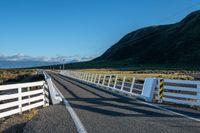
[94,10,200,66]
[0,61,59,69]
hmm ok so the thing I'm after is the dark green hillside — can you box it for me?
[94,10,200,65]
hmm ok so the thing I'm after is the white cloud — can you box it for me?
[0,53,96,63]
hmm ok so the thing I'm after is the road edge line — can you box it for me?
[52,82,88,133]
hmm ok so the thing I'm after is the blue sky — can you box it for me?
[0,0,200,62]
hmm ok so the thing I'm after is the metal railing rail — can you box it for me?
[156,78,200,106]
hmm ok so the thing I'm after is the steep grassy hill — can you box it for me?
[94,10,200,66]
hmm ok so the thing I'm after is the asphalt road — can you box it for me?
[48,72,200,133]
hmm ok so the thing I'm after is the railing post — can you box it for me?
[113,75,118,88]
[18,87,22,114]
[27,87,31,110]
[86,73,89,81]
[89,73,92,82]
[79,72,82,80]
[91,74,94,82]
[197,83,200,106]
[81,73,84,80]
[94,74,97,84]
[130,77,135,93]
[158,78,164,102]
[108,75,112,87]
[84,73,87,81]
[98,74,101,85]
[42,84,46,107]
[88,73,92,82]
[121,76,126,91]
[102,75,106,85]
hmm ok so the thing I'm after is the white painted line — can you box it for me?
[52,82,88,133]
[138,101,200,122]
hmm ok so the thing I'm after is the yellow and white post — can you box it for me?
[159,78,164,102]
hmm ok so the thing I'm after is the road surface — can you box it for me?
[48,72,200,133]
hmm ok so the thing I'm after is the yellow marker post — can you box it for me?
[159,78,164,99]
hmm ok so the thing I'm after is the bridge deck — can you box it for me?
[48,72,200,133]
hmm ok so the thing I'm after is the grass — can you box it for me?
[77,69,194,80]
[0,109,39,133]
[22,109,38,120]
[0,69,37,84]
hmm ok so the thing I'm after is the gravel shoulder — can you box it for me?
[23,104,77,133]
[1,105,77,133]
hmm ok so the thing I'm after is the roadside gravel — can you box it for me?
[23,104,77,133]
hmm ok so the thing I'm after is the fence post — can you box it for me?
[86,73,88,81]
[102,75,106,85]
[83,73,86,81]
[79,72,82,79]
[18,87,22,114]
[27,87,31,110]
[113,75,118,88]
[42,84,46,107]
[81,73,85,80]
[130,77,135,93]
[197,83,200,106]
[108,75,112,87]
[91,74,94,82]
[86,73,89,81]
[88,73,92,82]
[94,74,97,84]
[98,74,101,85]
[158,78,164,103]
[121,76,126,91]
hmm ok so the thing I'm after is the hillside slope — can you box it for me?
[95,10,200,65]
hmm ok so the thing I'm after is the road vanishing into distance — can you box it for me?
[48,72,200,133]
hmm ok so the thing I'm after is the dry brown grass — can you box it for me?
[77,69,193,80]
[0,109,39,133]
[0,69,37,84]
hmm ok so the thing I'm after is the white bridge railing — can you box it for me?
[156,79,200,106]
[0,81,49,118]
[60,70,155,101]
[60,70,200,107]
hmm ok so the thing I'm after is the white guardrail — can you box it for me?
[60,70,157,102]
[0,81,49,118]
[60,70,200,107]
[155,79,200,106]
[43,71,62,104]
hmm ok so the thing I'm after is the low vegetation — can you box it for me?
[77,69,194,80]
[0,69,37,85]
[0,109,38,133]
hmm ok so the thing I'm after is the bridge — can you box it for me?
[1,70,200,133]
